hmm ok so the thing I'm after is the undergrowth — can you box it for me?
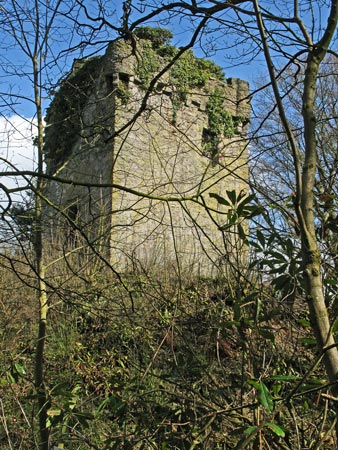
[0,252,336,449]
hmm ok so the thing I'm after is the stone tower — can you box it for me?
[44,31,250,275]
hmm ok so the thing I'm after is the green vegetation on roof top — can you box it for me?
[133,26,226,122]
[134,26,225,90]
[134,26,173,48]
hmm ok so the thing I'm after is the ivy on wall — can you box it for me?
[136,40,161,88]
[134,27,226,122]
[202,88,236,159]
[44,57,101,172]
[133,28,242,145]
[207,88,235,138]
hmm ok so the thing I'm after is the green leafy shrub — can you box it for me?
[134,26,173,48]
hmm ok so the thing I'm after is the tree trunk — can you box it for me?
[33,52,49,450]
[301,1,338,432]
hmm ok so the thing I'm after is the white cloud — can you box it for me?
[0,115,37,170]
[0,115,38,205]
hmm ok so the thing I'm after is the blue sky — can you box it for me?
[0,0,334,118]
[0,0,335,180]
[0,0,264,120]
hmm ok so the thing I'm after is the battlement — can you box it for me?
[103,38,250,119]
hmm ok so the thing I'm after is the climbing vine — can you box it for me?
[207,87,235,138]
[169,50,226,122]
[134,27,225,117]
[44,57,101,171]
[136,40,161,88]
[170,50,225,99]
[203,87,236,158]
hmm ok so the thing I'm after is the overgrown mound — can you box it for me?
[2,256,333,449]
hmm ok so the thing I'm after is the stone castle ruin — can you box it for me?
[44,29,250,275]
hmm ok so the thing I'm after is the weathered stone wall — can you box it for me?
[44,38,250,275]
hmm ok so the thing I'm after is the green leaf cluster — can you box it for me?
[207,88,233,137]
[210,190,263,242]
[201,87,237,158]
[170,50,225,100]
[137,40,161,88]
[134,27,173,48]
[8,361,26,383]
[250,230,303,305]
[135,27,225,119]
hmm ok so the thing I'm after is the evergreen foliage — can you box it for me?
[134,26,173,48]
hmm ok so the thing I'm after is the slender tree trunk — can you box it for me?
[34,268,49,450]
[301,0,338,433]
[302,56,338,395]
[255,0,338,435]
[33,51,49,449]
